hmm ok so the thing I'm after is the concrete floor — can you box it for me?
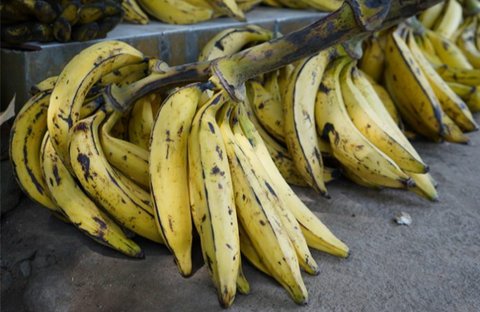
[1,116,480,312]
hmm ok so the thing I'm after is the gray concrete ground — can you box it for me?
[2,116,480,312]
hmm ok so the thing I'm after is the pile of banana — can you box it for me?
[122,0,263,25]
[0,0,124,44]
[261,0,342,11]
[8,9,480,308]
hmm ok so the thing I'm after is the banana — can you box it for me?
[236,264,250,295]
[78,2,105,24]
[246,80,284,140]
[71,22,99,41]
[31,75,56,95]
[188,92,239,308]
[47,40,144,166]
[100,111,150,188]
[384,28,445,140]
[150,83,206,277]
[351,67,439,201]
[433,0,463,39]
[457,18,480,69]
[198,25,273,62]
[230,108,319,276]
[218,104,308,305]
[467,89,480,112]
[69,109,163,243]
[419,2,444,29]
[362,72,403,128]
[437,65,480,85]
[10,91,57,211]
[98,61,149,87]
[261,0,283,7]
[407,30,478,132]
[341,61,429,173]
[236,0,262,11]
[317,57,413,189]
[53,16,72,42]
[441,113,471,143]
[447,82,478,100]
[41,134,144,258]
[359,35,385,82]
[237,104,349,257]
[128,93,158,150]
[137,0,214,24]
[15,0,58,23]
[122,0,149,24]
[1,21,54,44]
[284,51,330,196]
[427,29,473,70]
[209,0,245,21]
[301,0,343,11]
[414,32,445,68]
[238,223,269,275]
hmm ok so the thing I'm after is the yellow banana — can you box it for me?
[341,61,429,173]
[316,57,412,189]
[246,80,284,140]
[137,0,214,24]
[238,223,269,275]
[150,83,205,277]
[230,108,319,276]
[198,25,273,62]
[352,67,439,201]
[433,0,463,39]
[69,110,163,243]
[457,18,480,69]
[209,0,246,21]
[427,29,473,70]
[218,104,308,305]
[284,51,331,196]
[384,28,445,140]
[128,93,158,150]
[437,65,480,85]
[100,111,150,188]
[122,0,149,24]
[359,35,385,82]
[41,134,144,258]
[446,81,478,100]
[31,75,57,94]
[10,91,57,211]
[407,30,478,132]
[237,104,349,257]
[188,92,239,308]
[467,89,480,112]
[47,40,144,165]
[419,2,444,29]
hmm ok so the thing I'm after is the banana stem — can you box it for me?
[104,0,442,109]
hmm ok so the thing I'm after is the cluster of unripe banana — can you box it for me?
[0,0,124,44]
[8,3,480,308]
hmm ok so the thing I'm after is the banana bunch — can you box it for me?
[1,0,124,44]
[261,0,343,12]
[131,0,262,24]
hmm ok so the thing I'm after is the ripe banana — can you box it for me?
[10,91,57,211]
[198,25,273,62]
[384,28,445,140]
[427,29,473,70]
[284,51,331,196]
[237,104,349,257]
[31,76,57,95]
[246,80,284,140]
[341,61,429,173]
[69,109,163,243]
[437,65,480,85]
[41,134,144,258]
[351,67,439,201]
[47,40,144,166]
[128,93,158,150]
[122,0,149,24]
[150,83,205,277]
[209,0,245,21]
[359,35,385,82]
[457,18,480,69]
[100,111,150,188]
[433,0,463,39]
[137,0,214,24]
[188,92,239,308]
[419,2,444,29]
[218,104,308,305]
[316,57,413,189]
[407,30,478,132]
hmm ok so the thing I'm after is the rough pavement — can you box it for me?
[2,116,480,312]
